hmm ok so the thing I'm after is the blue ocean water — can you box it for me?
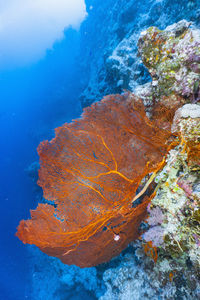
[1,0,200,299]
[0,28,85,300]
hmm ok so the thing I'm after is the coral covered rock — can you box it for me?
[79,1,200,107]
[142,103,200,287]
[100,103,200,298]
[138,20,200,102]
[99,246,200,300]
[172,103,200,165]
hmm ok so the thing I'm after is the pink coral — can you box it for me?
[147,207,164,226]
[143,226,164,247]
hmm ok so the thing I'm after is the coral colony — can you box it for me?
[17,20,199,298]
[17,94,173,267]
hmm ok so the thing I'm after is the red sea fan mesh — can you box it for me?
[151,95,185,131]
[16,94,172,267]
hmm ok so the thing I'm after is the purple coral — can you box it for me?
[177,179,193,198]
[193,234,200,247]
[143,226,164,247]
[188,54,200,63]
[147,207,164,226]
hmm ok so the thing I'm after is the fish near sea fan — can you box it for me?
[16,94,173,267]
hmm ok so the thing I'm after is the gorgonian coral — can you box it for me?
[16,93,174,267]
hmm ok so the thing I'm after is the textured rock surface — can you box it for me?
[173,103,200,120]
[99,243,200,300]
[30,247,105,300]
[137,20,200,102]
[100,105,200,300]
[79,0,200,107]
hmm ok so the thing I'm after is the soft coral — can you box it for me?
[16,93,174,267]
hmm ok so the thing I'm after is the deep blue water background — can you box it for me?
[1,0,200,299]
[0,28,82,300]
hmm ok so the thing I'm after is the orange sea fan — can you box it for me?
[16,93,173,267]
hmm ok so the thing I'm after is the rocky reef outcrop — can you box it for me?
[79,0,200,107]
[98,19,200,300]
[136,20,200,108]
[99,103,200,299]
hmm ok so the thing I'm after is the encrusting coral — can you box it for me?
[98,20,200,299]
[137,20,200,102]
[141,103,200,293]
[135,20,200,123]
[16,93,175,267]
[99,104,200,300]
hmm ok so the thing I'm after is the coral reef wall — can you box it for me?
[79,0,200,107]
[26,1,200,299]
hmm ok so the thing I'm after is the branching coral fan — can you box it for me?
[16,93,175,267]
